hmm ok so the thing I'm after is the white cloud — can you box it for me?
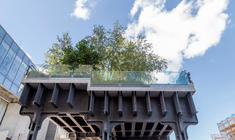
[126,0,229,71]
[72,0,96,20]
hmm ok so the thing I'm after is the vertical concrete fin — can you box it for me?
[33,83,44,107]
[19,83,31,106]
[173,92,182,116]
[50,83,60,108]
[131,122,136,136]
[187,92,197,115]
[146,91,152,116]
[121,123,125,137]
[132,91,137,116]
[89,91,95,115]
[160,91,167,116]
[67,84,75,108]
[104,91,109,115]
[118,91,123,116]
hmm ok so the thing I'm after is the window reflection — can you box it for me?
[3,34,13,46]
[0,41,10,64]
[10,84,19,94]
[8,56,22,80]
[11,43,19,53]
[0,25,33,96]
[3,79,12,89]
[14,62,27,86]
[0,49,16,75]
[0,26,5,38]
[0,73,4,83]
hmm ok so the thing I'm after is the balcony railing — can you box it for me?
[26,65,191,85]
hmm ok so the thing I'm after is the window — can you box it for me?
[11,42,19,53]
[0,73,4,83]
[0,41,10,64]
[23,56,30,65]
[3,34,13,46]
[7,55,22,80]
[0,49,16,75]
[10,84,19,94]
[0,26,5,38]
[17,49,25,59]
[3,79,12,89]
[14,62,27,86]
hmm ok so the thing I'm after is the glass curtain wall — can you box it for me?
[0,25,33,96]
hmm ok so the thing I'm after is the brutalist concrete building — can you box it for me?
[19,65,198,140]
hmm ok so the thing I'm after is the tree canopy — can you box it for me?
[45,23,167,72]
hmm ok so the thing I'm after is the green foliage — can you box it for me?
[45,23,167,72]
[45,33,72,65]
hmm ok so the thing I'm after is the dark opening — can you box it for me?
[116,132,122,137]
[31,123,36,130]
[83,127,92,132]
[165,125,172,130]
[145,123,154,130]
[135,131,141,136]
[91,125,100,134]
[74,116,87,126]
[73,127,82,132]
[156,123,164,130]
[115,125,121,131]
[61,117,76,126]
[125,123,132,130]
[153,131,160,136]
[163,131,170,136]
[126,132,131,136]
[135,122,143,130]
[51,117,65,126]
[28,134,32,140]
[144,131,150,136]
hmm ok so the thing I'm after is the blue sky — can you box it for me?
[0,0,234,139]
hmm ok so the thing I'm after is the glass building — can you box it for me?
[0,24,33,97]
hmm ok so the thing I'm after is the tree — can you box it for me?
[45,23,167,72]
[85,23,167,72]
[45,33,72,65]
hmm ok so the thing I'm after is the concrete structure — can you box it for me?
[0,25,66,140]
[0,24,34,119]
[19,68,198,140]
[218,114,235,140]
[0,24,34,139]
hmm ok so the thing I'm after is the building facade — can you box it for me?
[0,25,67,140]
[0,24,35,140]
[211,134,227,140]
[0,24,34,124]
[218,114,235,140]
[0,25,33,96]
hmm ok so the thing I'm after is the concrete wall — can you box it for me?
[0,98,7,124]
[0,103,30,140]
[0,103,66,140]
